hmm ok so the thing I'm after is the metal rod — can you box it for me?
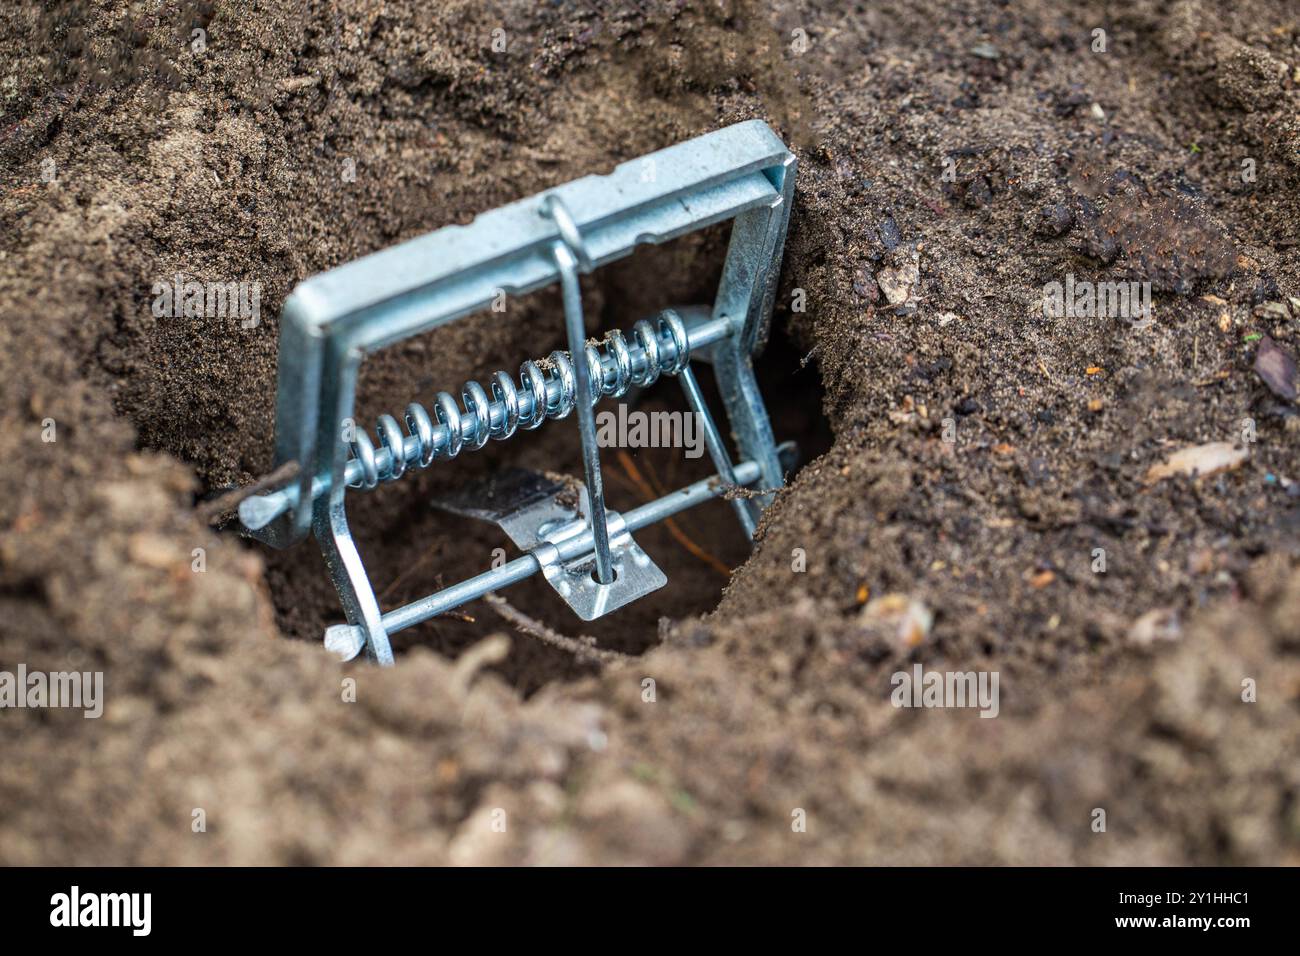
[677,363,756,538]
[379,455,767,637]
[551,247,614,586]
[544,195,614,585]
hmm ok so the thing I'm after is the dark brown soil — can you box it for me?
[1,0,1297,864]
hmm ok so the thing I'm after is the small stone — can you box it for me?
[1128,608,1181,646]
[1037,202,1074,236]
[1254,335,1298,402]
[1254,300,1292,320]
[860,594,933,652]
[1144,442,1248,484]
[878,266,915,304]
[878,216,901,251]
[878,246,921,309]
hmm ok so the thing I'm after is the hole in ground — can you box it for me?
[261,318,829,695]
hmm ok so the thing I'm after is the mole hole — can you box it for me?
[259,241,830,696]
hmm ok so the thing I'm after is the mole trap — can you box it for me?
[239,120,798,665]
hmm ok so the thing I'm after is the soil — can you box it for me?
[1,0,1298,864]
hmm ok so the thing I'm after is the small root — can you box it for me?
[484,592,631,665]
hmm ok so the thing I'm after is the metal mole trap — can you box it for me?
[239,120,797,665]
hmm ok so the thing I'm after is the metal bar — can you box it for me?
[376,455,768,639]
[284,123,788,340]
[677,364,756,538]
[546,192,615,586]
[314,492,394,665]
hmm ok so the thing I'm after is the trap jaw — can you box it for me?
[240,120,797,665]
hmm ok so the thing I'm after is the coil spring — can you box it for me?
[347,311,691,489]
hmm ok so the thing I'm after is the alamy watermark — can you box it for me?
[595,405,703,458]
[0,664,103,718]
[50,886,150,936]
[151,274,261,328]
[1042,273,1151,327]
[891,663,999,718]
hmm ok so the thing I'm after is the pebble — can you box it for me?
[1144,442,1249,484]
[1037,202,1073,236]
[878,216,902,251]
[878,247,921,309]
[1254,335,1297,402]
[1128,609,1181,646]
[859,594,933,652]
